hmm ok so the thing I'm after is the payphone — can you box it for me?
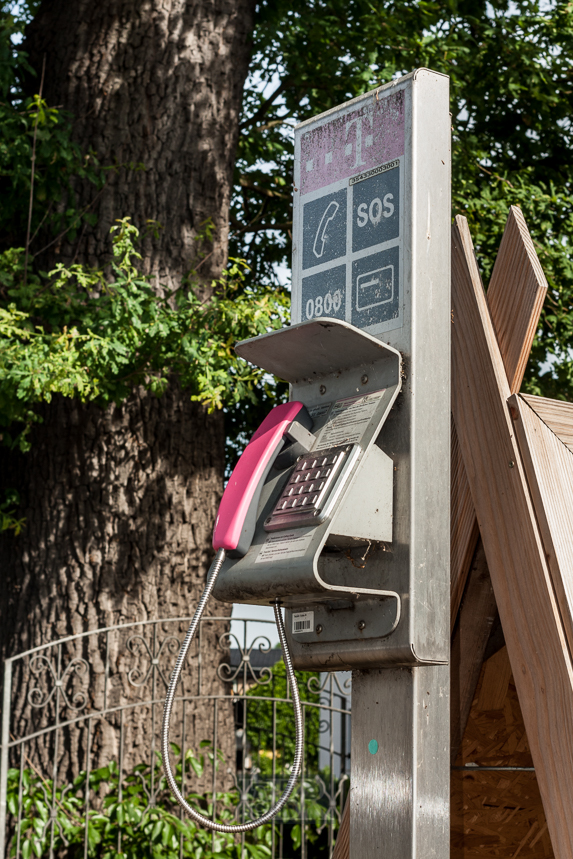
[162,317,406,830]
[163,68,450,853]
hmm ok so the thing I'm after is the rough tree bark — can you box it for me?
[0,0,255,782]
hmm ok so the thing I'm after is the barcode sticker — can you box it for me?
[292,611,314,634]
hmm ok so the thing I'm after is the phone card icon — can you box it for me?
[351,246,400,328]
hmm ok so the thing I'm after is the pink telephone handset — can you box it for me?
[164,400,312,831]
[213,401,309,557]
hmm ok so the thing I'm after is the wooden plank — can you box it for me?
[477,645,512,710]
[521,394,573,452]
[487,206,548,394]
[450,206,547,625]
[450,538,497,764]
[450,420,480,628]
[332,791,350,859]
[510,393,573,652]
[452,214,573,857]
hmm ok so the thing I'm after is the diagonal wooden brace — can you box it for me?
[452,214,573,858]
[451,205,547,623]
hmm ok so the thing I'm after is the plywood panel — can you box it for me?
[520,394,573,452]
[452,648,553,858]
[452,214,573,857]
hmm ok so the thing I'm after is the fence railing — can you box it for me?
[0,616,351,859]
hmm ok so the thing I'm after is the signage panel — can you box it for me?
[293,88,406,338]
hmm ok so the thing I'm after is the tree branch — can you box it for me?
[238,177,290,200]
[239,77,291,130]
[231,221,292,235]
[24,54,46,287]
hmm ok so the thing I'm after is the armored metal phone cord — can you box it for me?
[161,547,304,832]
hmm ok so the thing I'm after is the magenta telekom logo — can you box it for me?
[300,90,405,196]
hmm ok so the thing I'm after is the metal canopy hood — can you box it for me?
[235,317,401,383]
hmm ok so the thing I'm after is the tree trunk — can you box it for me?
[0,0,255,785]
[25,0,253,287]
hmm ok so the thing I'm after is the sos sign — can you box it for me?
[356,194,394,227]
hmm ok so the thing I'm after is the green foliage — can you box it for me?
[6,746,273,858]
[233,0,573,399]
[3,0,572,466]
[0,11,103,255]
[6,742,341,858]
[246,661,321,777]
[0,488,25,534]
[0,218,289,451]
[244,662,345,854]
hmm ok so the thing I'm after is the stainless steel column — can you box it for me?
[350,666,449,857]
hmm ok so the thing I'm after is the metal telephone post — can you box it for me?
[288,69,451,857]
[164,68,450,856]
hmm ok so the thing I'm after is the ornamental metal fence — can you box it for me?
[0,616,351,859]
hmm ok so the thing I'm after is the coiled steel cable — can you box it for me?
[161,547,304,832]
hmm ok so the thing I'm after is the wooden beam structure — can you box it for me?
[451,214,573,857]
[450,206,548,622]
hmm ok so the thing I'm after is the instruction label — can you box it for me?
[256,530,314,564]
[316,389,386,447]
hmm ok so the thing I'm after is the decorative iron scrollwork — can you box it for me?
[28,654,89,711]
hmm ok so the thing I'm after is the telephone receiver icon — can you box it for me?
[313,200,339,259]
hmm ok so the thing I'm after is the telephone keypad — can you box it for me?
[264,444,355,531]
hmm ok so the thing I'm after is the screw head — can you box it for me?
[316,624,323,634]
[358,620,366,631]
[509,460,515,468]
[319,385,327,395]
[361,374,368,385]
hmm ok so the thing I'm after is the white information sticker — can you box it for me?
[317,389,386,447]
[292,611,314,635]
[256,530,314,564]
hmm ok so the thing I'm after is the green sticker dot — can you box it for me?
[368,739,378,755]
